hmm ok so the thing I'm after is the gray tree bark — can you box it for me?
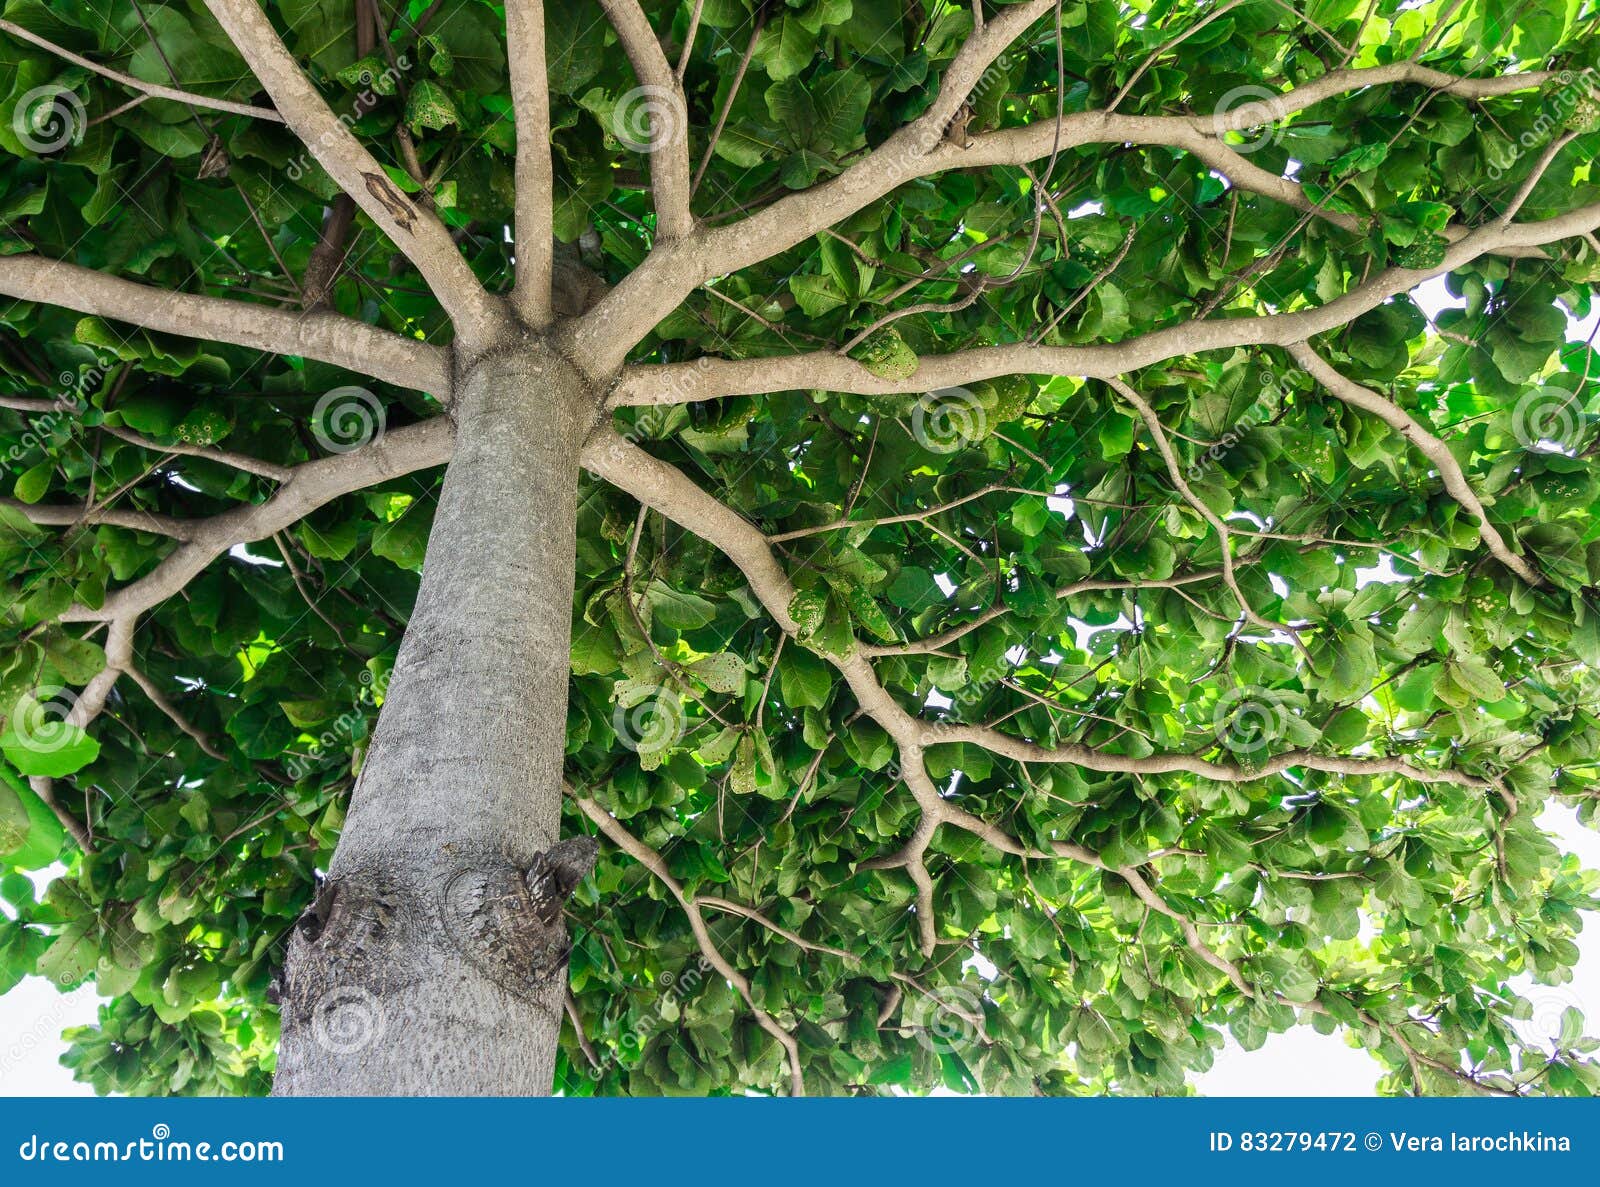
[272,344,597,1095]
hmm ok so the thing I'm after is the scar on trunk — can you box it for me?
[442,836,599,998]
[271,873,403,1007]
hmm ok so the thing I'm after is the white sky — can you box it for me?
[3,282,1597,1097]
[1200,804,1600,1095]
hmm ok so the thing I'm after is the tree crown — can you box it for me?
[1,0,1599,1096]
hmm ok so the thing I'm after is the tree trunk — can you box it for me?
[271,344,597,1095]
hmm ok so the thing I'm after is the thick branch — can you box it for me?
[2,498,191,539]
[933,720,1494,790]
[611,201,1600,406]
[942,68,1555,177]
[61,418,453,622]
[0,394,57,413]
[698,0,1056,273]
[579,429,1501,977]
[507,0,555,326]
[201,0,506,345]
[576,54,1554,374]
[0,255,449,396]
[580,428,1497,799]
[1175,129,1547,255]
[27,619,134,851]
[580,427,1532,1070]
[569,0,1052,371]
[594,0,693,241]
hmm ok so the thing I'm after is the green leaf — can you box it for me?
[278,700,336,728]
[12,461,51,504]
[696,726,741,765]
[687,653,745,694]
[730,734,758,794]
[41,633,105,684]
[406,80,459,134]
[36,923,97,986]
[779,646,832,709]
[371,513,431,570]
[1,696,100,777]
[0,780,30,851]
[757,15,813,80]
[789,273,848,317]
[645,582,717,630]
[848,328,918,381]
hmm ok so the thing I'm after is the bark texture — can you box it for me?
[273,343,596,1095]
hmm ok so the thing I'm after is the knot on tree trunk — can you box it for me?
[272,870,406,1033]
[441,836,598,997]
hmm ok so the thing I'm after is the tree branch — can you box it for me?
[102,425,292,483]
[61,418,453,623]
[0,19,283,121]
[932,720,1496,791]
[572,794,805,1095]
[26,618,135,852]
[578,51,1560,377]
[1286,342,1542,586]
[594,0,693,241]
[610,201,1600,405]
[2,498,192,539]
[580,426,1501,834]
[1107,376,1309,654]
[201,0,506,346]
[507,0,555,326]
[122,662,227,761]
[569,0,1053,372]
[862,568,1230,657]
[0,255,449,396]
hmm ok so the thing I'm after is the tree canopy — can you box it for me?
[2,0,1600,1097]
